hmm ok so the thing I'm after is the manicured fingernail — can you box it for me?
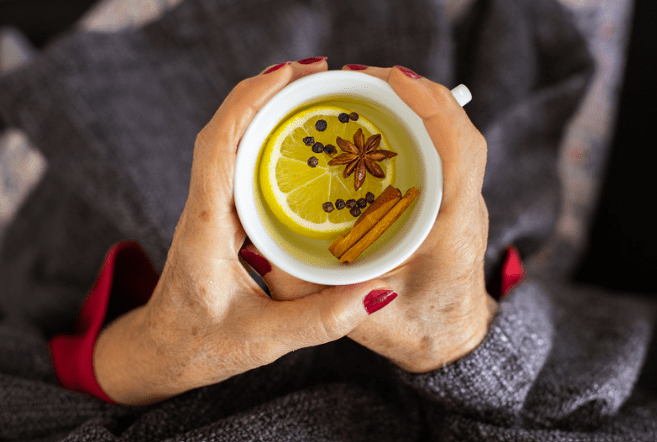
[363,290,398,315]
[346,64,368,70]
[239,249,272,275]
[263,62,289,74]
[297,56,327,65]
[395,65,421,79]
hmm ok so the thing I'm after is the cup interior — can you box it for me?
[235,71,442,285]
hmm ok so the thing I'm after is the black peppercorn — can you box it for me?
[365,192,375,203]
[303,136,315,146]
[315,119,327,131]
[324,144,337,156]
[307,156,318,167]
[312,142,324,153]
[350,207,361,217]
[338,113,350,123]
[357,198,367,208]
[349,112,359,121]
[322,202,334,213]
[345,199,357,209]
[335,199,346,210]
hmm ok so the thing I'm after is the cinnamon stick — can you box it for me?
[329,186,402,259]
[339,187,420,264]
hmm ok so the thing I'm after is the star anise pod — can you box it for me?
[328,129,398,191]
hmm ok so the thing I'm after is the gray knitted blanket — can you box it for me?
[0,0,655,440]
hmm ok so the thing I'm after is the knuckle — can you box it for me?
[317,305,351,342]
[431,82,453,101]
[194,129,210,151]
[473,129,487,152]
[427,82,459,109]
[232,77,253,96]
[243,336,281,366]
[462,130,487,190]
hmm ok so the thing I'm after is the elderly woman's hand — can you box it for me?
[92,59,397,405]
[241,65,496,373]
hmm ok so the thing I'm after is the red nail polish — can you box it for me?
[363,290,398,315]
[346,64,368,70]
[263,62,289,74]
[239,249,272,275]
[297,56,327,65]
[395,65,421,79]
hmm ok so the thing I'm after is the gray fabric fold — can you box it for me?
[395,279,657,440]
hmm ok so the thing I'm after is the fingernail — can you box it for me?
[346,64,368,70]
[395,65,421,79]
[297,56,327,65]
[263,62,289,74]
[239,249,272,275]
[363,290,398,315]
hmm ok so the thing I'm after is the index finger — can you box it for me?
[183,61,329,256]
[193,60,330,182]
[197,59,329,159]
[341,64,391,81]
[387,66,486,207]
[341,65,472,106]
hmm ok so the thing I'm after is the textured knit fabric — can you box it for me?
[47,243,524,404]
[0,0,656,440]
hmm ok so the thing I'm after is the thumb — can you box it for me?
[264,281,398,352]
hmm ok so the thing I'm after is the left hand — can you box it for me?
[93,59,397,405]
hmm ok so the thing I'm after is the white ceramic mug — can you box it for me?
[235,70,470,285]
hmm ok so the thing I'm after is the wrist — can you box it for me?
[442,290,497,365]
[391,288,496,373]
[93,302,188,405]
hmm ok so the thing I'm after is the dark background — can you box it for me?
[574,0,657,293]
[1,0,656,292]
[0,0,98,48]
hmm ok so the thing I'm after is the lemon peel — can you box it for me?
[258,105,395,239]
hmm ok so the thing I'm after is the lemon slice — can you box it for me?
[259,105,395,239]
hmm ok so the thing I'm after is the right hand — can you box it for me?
[241,65,496,373]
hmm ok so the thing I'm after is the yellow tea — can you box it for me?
[253,96,424,267]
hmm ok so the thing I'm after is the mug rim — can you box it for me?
[234,70,442,285]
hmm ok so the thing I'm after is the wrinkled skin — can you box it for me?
[243,65,496,373]
[93,60,396,405]
[93,61,495,406]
